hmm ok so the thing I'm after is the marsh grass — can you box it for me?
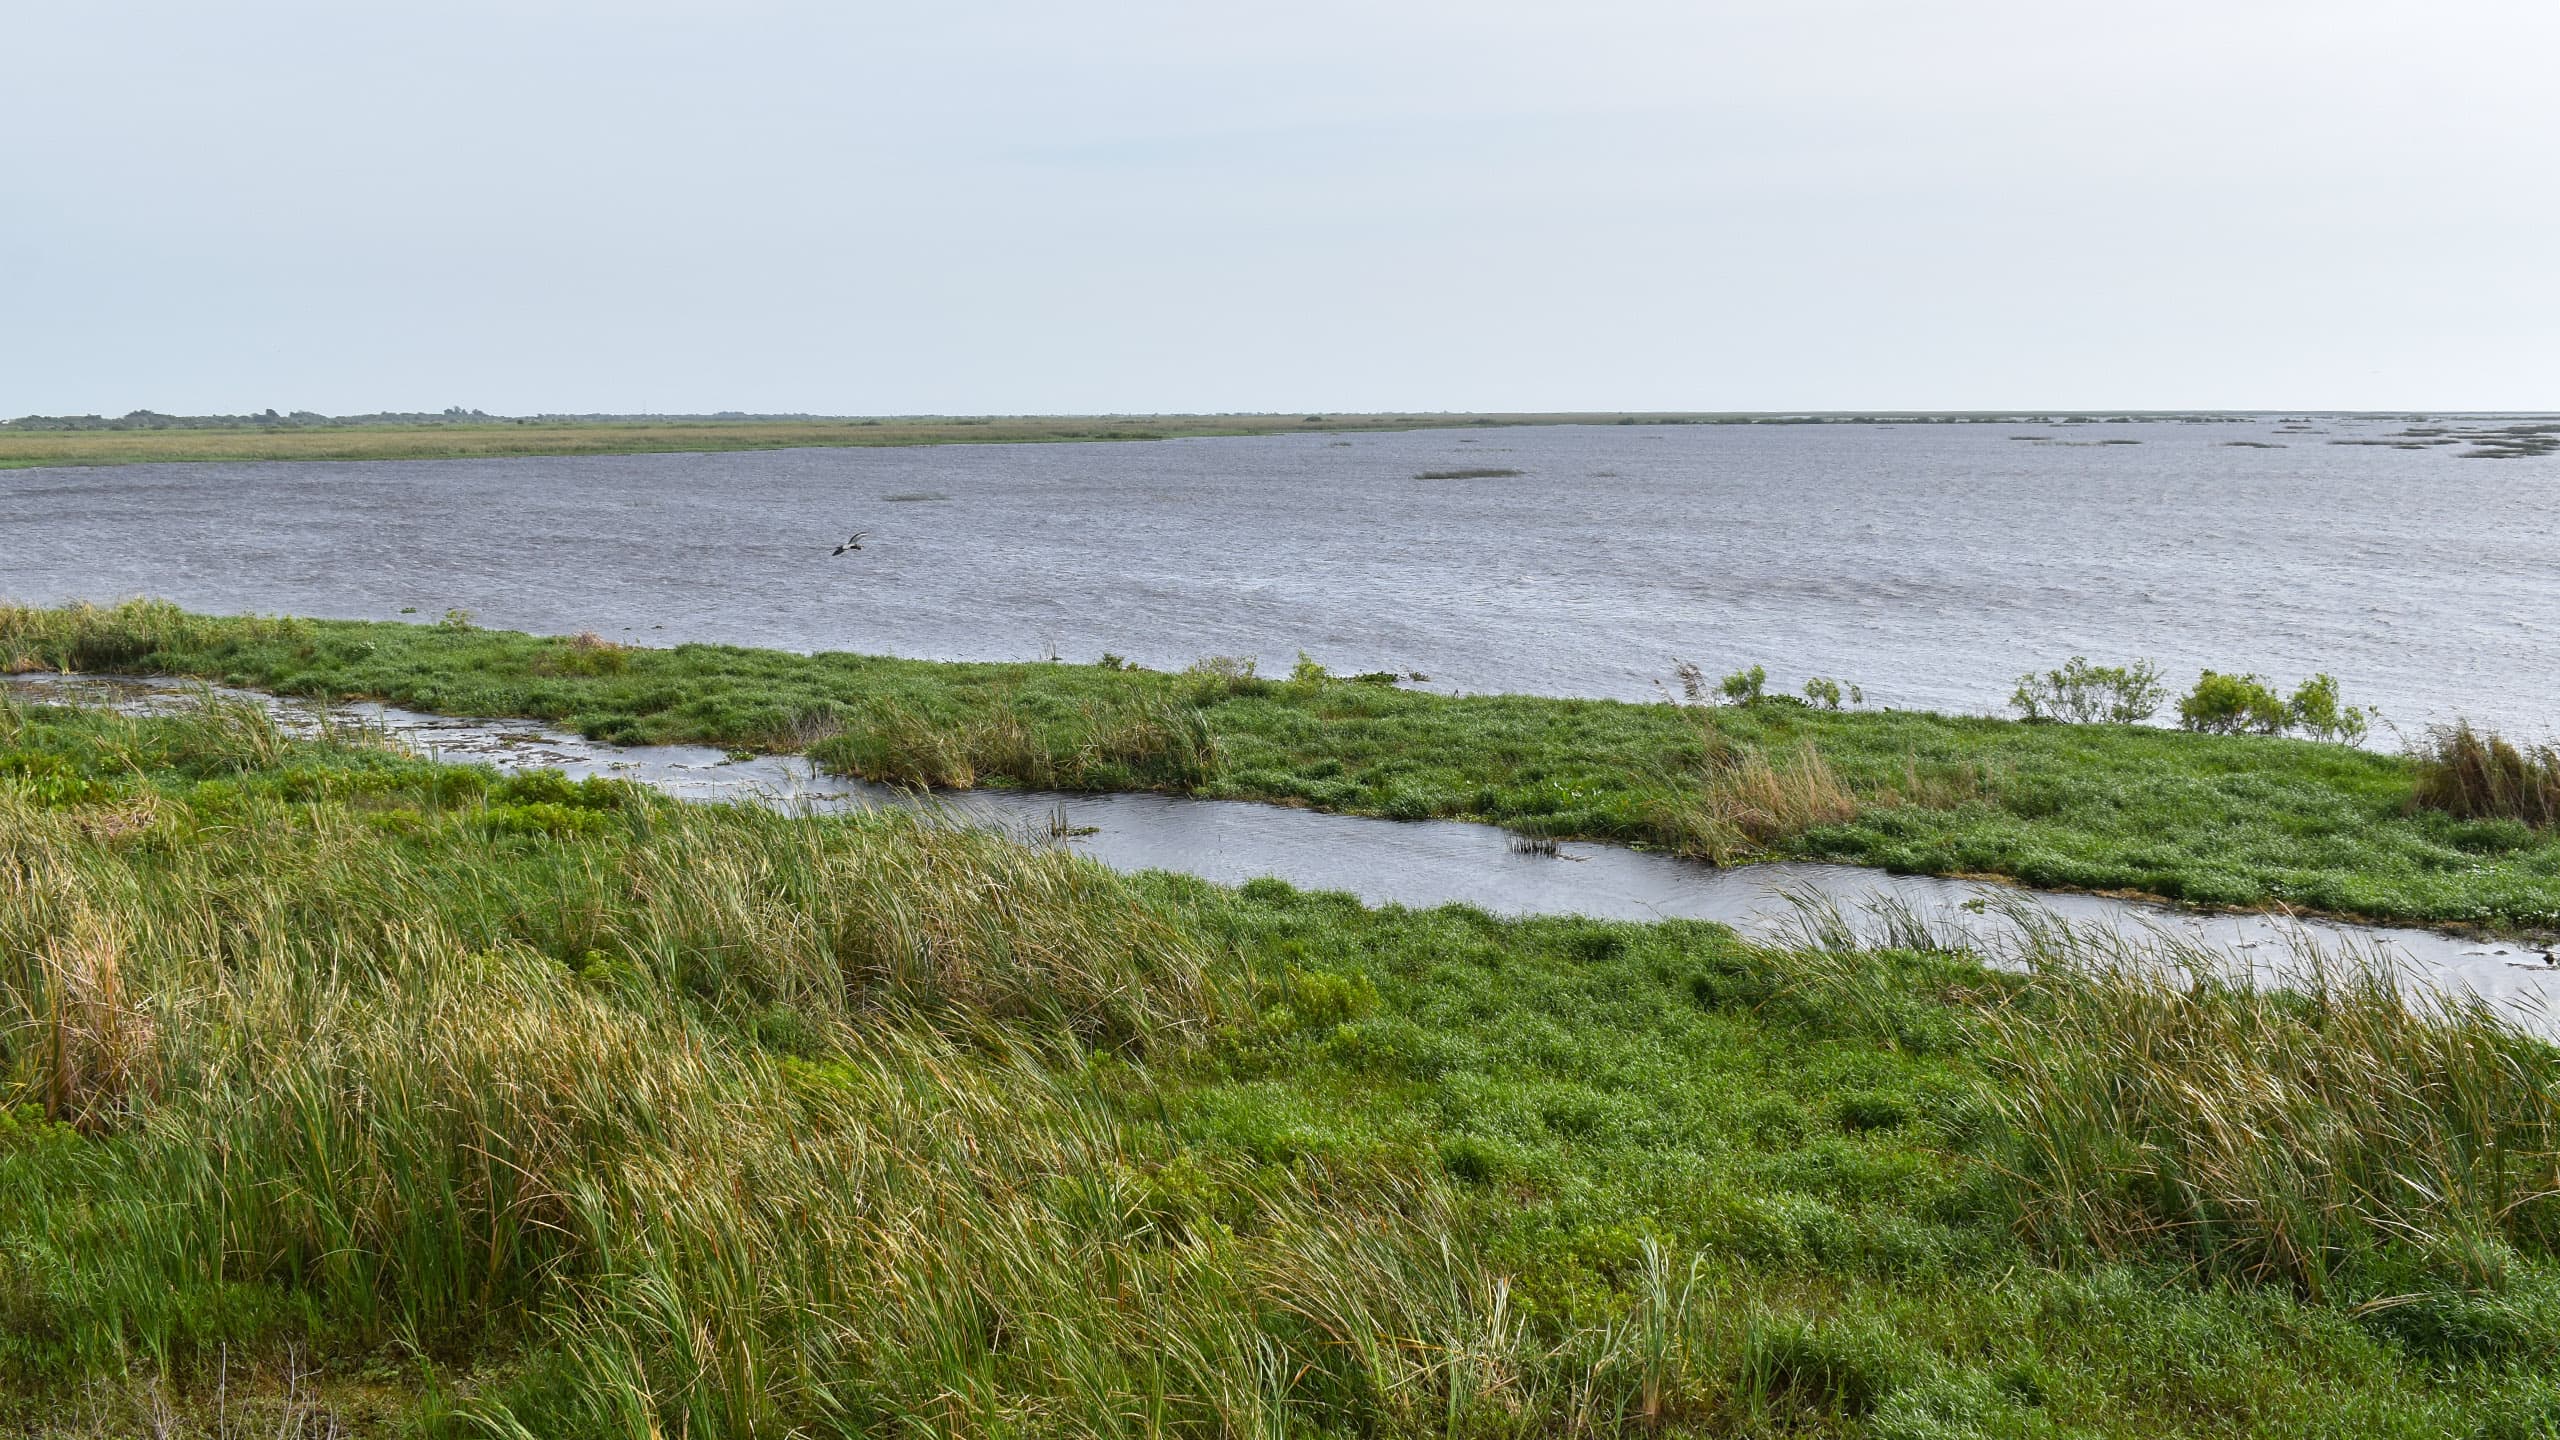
[15,699,2560,1431]
[1677,741,1860,862]
[1659,712,1984,863]
[1984,933,2560,1303]
[0,704,1791,1434]
[811,693,1217,793]
[1774,888,2560,1304]
[535,632,632,677]
[11,599,2560,931]
[2412,721,2560,829]
[0,414,1682,471]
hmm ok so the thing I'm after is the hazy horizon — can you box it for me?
[9,1,2556,417]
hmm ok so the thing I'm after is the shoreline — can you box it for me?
[8,599,2557,938]
[0,408,2374,470]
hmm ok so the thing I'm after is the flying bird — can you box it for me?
[831,530,868,556]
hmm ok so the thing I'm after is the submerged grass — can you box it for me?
[13,698,2560,1432]
[7,600,2560,936]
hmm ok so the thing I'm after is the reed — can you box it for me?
[811,693,1218,794]
[1799,897,2560,1304]
[2410,720,2560,828]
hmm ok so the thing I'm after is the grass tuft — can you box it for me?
[2412,720,2560,829]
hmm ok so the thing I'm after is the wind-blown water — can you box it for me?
[5,416,2556,732]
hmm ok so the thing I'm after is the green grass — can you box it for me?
[13,697,2560,1435]
[9,600,2557,935]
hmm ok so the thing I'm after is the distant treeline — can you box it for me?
[0,408,840,431]
[4,408,2277,432]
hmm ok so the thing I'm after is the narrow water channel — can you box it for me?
[12,673,2556,1027]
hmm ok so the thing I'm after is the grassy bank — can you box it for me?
[8,602,2557,935]
[13,695,2560,1435]
[0,412,1722,470]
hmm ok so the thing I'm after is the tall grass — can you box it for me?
[2411,720,2560,828]
[0,702,1753,1434]
[1660,712,1984,863]
[20,693,2560,1432]
[1780,890,2560,1302]
[807,693,1218,793]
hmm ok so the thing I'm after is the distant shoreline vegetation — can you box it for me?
[7,409,2553,470]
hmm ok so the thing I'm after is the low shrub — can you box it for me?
[2286,672,2371,744]
[2177,670,2288,735]
[2009,657,2165,724]
[1803,677,1862,710]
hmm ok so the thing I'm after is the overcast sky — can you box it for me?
[7,1,2556,415]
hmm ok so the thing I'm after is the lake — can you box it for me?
[6,415,2556,733]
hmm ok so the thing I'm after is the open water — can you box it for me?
[7,415,2556,732]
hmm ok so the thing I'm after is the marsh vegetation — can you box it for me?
[6,602,2557,935]
[14,696,2560,1434]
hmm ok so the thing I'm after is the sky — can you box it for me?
[7,1,2557,416]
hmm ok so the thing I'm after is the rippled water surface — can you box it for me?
[6,416,2558,731]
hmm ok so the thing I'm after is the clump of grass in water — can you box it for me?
[2410,720,2560,829]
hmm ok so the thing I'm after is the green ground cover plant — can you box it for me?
[13,696,2560,1435]
[6,601,2558,933]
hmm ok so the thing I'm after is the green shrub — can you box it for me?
[1720,664,1768,705]
[2177,670,2287,735]
[2009,657,2165,724]
[2286,673,2370,744]
[1180,654,1266,701]
[1802,677,1861,710]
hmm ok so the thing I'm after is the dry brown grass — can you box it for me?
[2411,720,2560,829]
[1674,742,1860,863]
[15,890,160,1133]
[815,694,1217,794]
